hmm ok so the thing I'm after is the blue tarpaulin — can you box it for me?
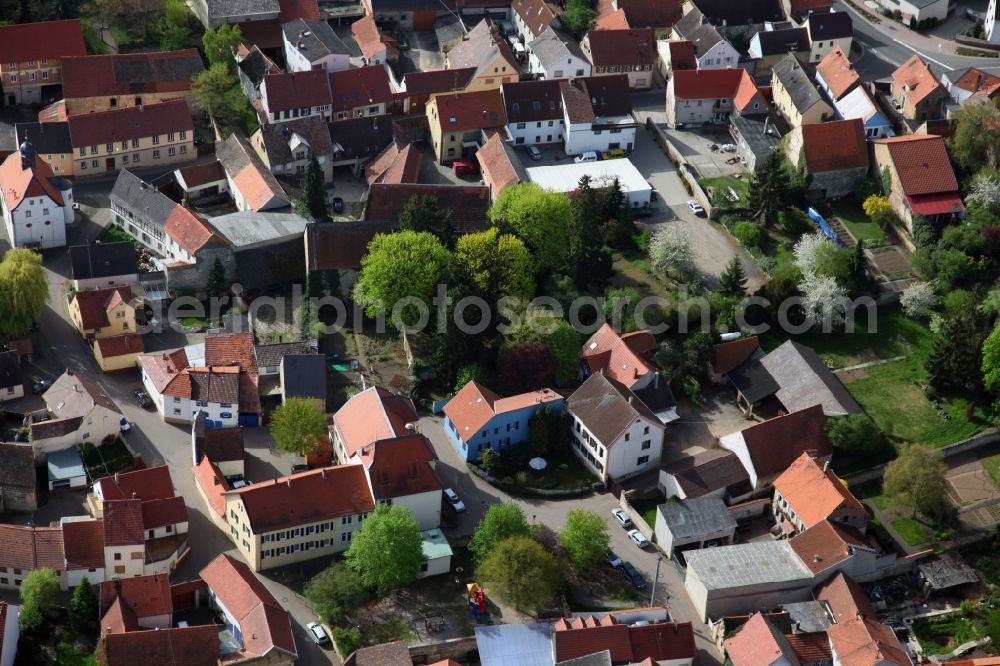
[807,207,846,248]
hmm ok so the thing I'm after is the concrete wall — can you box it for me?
[0,602,18,666]
[506,118,565,146]
[394,489,442,531]
[645,118,713,217]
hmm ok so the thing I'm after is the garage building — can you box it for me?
[525,159,652,207]
[654,496,737,561]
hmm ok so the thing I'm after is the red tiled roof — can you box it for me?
[199,427,244,463]
[362,434,440,499]
[141,496,188,530]
[785,632,833,663]
[790,0,832,11]
[595,8,629,30]
[724,612,793,666]
[175,160,226,189]
[262,69,331,112]
[876,134,958,196]
[193,456,229,517]
[97,465,175,503]
[0,19,86,63]
[96,333,145,359]
[164,206,224,256]
[403,68,476,96]
[62,49,202,99]
[774,452,865,530]
[907,192,964,216]
[953,67,1000,94]
[367,142,421,185]
[0,524,65,571]
[443,380,500,438]
[713,336,760,375]
[100,573,173,619]
[826,615,910,666]
[815,570,876,621]
[628,623,697,662]
[137,349,189,394]
[554,622,696,663]
[100,596,141,635]
[672,68,762,113]
[230,465,375,533]
[329,64,394,112]
[99,625,221,666]
[199,554,297,658]
[734,404,830,479]
[556,624,632,662]
[279,0,320,21]
[104,499,145,546]
[352,15,392,61]
[585,27,655,67]
[800,119,869,174]
[0,151,65,210]
[615,0,682,29]
[62,519,105,570]
[582,323,655,389]
[205,332,258,376]
[893,54,946,106]
[0,603,7,657]
[333,386,418,458]
[816,46,861,100]
[790,519,872,574]
[512,0,559,39]
[667,40,697,71]
[67,99,193,148]
[476,132,524,194]
[430,88,504,132]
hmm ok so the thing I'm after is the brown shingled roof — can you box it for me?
[0,524,65,571]
[712,336,760,375]
[362,434,440,499]
[430,88,504,132]
[96,333,145,359]
[364,183,490,234]
[103,498,145,546]
[800,119,868,174]
[62,519,105,570]
[732,404,830,479]
[98,625,221,666]
[584,28,655,67]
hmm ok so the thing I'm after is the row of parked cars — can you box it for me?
[610,508,650,590]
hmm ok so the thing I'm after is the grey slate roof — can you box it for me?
[686,22,726,59]
[684,540,813,590]
[16,122,72,155]
[206,0,280,22]
[110,169,177,232]
[691,0,784,25]
[730,110,781,158]
[280,354,327,400]
[207,211,307,249]
[807,11,853,40]
[759,340,862,415]
[528,27,587,69]
[566,372,661,446]
[772,55,825,115]
[661,449,752,499]
[47,447,86,482]
[754,27,810,57]
[257,116,335,167]
[0,441,34,488]
[113,53,205,87]
[727,348,779,403]
[238,45,278,88]
[282,19,350,59]
[0,350,23,392]
[476,622,555,666]
[70,242,138,281]
[329,115,394,162]
[255,340,319,369]
[918,554,979,590]
[657,495,737,540]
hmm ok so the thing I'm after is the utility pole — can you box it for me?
[649,555,661,606]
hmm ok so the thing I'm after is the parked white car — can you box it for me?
[628,529,650,549]
[444,487,466,513]
[611,508,633,528]
[307,621,330,645]
[687,199,705,216]
[574,151,599,163]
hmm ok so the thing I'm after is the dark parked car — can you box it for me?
[332,197,344,213]
[620,561,646,590]
[291,464,310,474]
[605,550,623,568]
[133,389,153,409]
[32,379,52,395]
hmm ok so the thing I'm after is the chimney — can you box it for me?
[114,472,120,485]
[813,554,821,562]
[131,492,138,499]
[822,459,830,473]
[321,468,327,479]
[286,478,292,488]
[106,627,112,634]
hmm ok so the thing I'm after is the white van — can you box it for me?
[574,151,599,163]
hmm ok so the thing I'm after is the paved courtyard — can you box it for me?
[662,127,746,180]
[947,453,1000,505]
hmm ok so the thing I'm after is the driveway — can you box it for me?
[421,415,724,665]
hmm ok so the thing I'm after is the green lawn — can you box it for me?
[102,225,140,247]
[981,452,1000,488]
[55,638,98,666]
[833,199,886,243]
[912,612,981,653]
[698,175,749,207]
[891,517,930,546]
[869,494,892,511]
[629,498,660,528]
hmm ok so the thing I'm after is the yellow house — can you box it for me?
[94,333,145,373]
[68,99,195,177]
[426,88,505,164]
[771,54,833,129]
[444,20,518,93]
[69,285,136,340]
[16,122,76,176]
[222,465,375,572]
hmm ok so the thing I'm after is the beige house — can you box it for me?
[222,466,375,571]
[68,285,136,340]
[426,88,505,163]
[0,20,86,105]
[771,54,833,128]
[445,20,519,93]
[68,99,195,177]
[93,334,144,373]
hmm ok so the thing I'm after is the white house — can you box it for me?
[566,372,665,483]
[30,371,122,458]
[354,434,442,530]
[282,19,350,73]
[873,0,949,23]
[502,79,565,146]
[60,517,106,589]
[0,602,18,666]
[527,27,591,80]
[560,75,637,156]
[671,13,740,71]
[137,349,241,428]
[258,70,333,125]
[526,160,652,207]
[0,140,72,250]
[988,0,1000,43]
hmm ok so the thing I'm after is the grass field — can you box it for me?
[981,452,1000,488]
[891,517,930,546]
[833,199,885,243]
[912,612,981,653]
[698,175,749,207]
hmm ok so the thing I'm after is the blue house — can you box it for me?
[443,381,563,462]
[834,87,894,139]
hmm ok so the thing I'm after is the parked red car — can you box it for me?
[452,160,477,175]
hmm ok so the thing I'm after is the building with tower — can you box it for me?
[0,139,73,249]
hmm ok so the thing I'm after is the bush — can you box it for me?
[333,626,361,656]
[778,208,812,237]
[734,221,765,248]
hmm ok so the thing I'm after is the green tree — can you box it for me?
[478,536,562,612]
[454,363,489,394]
[469,503,531,561]
[824,414,887,455]
[160,0,194,49]
[504,312,581,383]
[601,177,635,247]
[948,98,1000,173]
[559,0,596,39]
[558,509,609,569]
[203,23,244,71]
[926,313,983,393]
[345,504,423,596]
[453,228,535,304]
[192,63,253,135]
[299,154,329,222]
[19,568,59,630]
[748,151,791,225]
[0,248,49,341]
[269,397,326,455]
[528,407,551,456]
[883,444,949,520]
[332,626,361,656]
[604,286,641,332]
[354,230,451,327]
[733,221,765,249]
[69,577,98,634]
[777,208,812,237]
[207,257,226,298]
[982,320,1000,395]
[812,241,852,286]
[399,194,454,245]
[490,183,571,270]
[305,562,367,625]
[719,257,748,298]
[566,175,612,289]
[682,331,713,377]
